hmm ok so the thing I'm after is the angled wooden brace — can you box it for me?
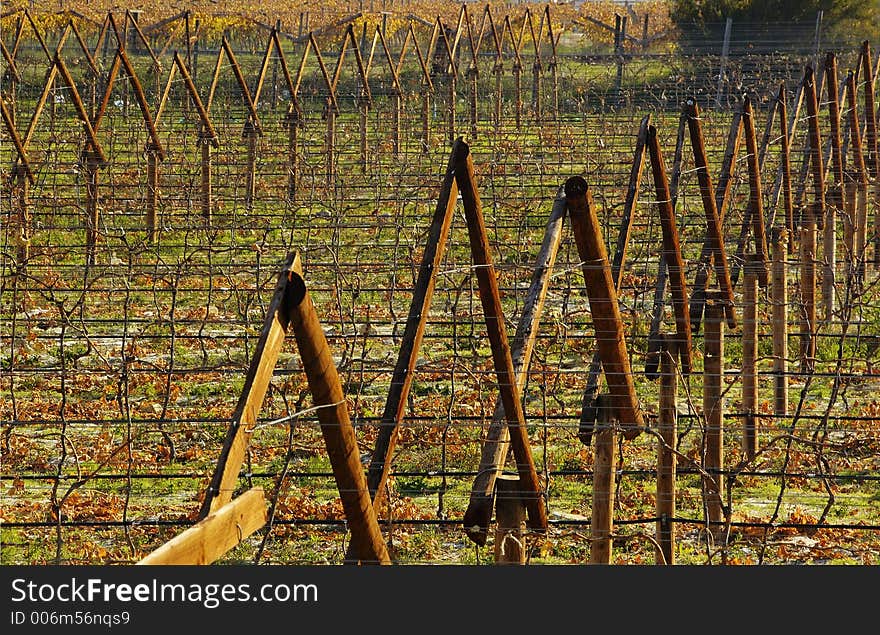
[578,114,650,445]
[116,45,165,159]
[172,52,218,145]
[565,175,646,441]
[362,139,549,545]
[198,252,390,564]
[685,98,737,330]
[1,97,35,184]
[221,37,262,134]
[463,188,567,545]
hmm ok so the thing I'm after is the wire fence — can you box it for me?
[2,4,879,565]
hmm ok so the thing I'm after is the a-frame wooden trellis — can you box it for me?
[353,140,550,554]
[140,251,391,565]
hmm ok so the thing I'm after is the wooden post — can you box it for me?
[513,61,522,130]
[860,43,879,265]
[244,121,258,211]
[286,270,391,565]
[364,151,459,516]
[686,99,737,331]
[146,146,159,243]
[454,140,548,531]
[703,292,725,541]
[656,335,677,565]
[742,254,761,461]
[493,475,526,565]
[468,66,478,138]
[591,395,616,564]
[11,165,29,269]
[800,216,817,374]
[716,17,732,108]
[287,102,301,202]
[422,88,431,152]
[447,74,457,144]
[83,150,101,266]
[771,228,789,416]
[392,90,401,158]
[565,176,646,440]
[325,98,336,189]
[200,131,212,223]
[614,14,626,105]
[843,177,857,282]
[845,70,869,282]
[464,192,566,546]
[271,20,281,109]
[494,60,503,127]
[801,64,822,374]
[532,58,542,123]
[823,52,843,321]
[138,488,267,565]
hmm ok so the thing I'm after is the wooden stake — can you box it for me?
[455,140,548,531]
[493,475,526,565]
[200,132,212,223]
[591,395,616,564]
[286,270,391,565]
[741,254,761,461]
[147,147,159,243]
[244,120,258,211]
[703,292,725,540]
[137,488,267,566]
[464,192,566,545]
[686,99,737,330]
[656,335,677,565]
[565,176,645,440]
[823,52,843,321]
[83,150,101,266]
[771,228,789,416]
[800,217,817,374]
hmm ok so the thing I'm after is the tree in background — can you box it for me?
[669,0,880,52]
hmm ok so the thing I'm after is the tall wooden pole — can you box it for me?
[703,292,725,541]
[565,176,646,439]
[656,335,677,565]
[823,52,843,320]
[591,396,616,564]
[286,271,391,565]
[771,227,789,416]
[741,254,760,462]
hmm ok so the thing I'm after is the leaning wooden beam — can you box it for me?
[646,124,693,377]
[199,253,302,518]
[645,112,687,379]
[173,52,219,145]
[729,94,772,288]
[579,114,649,445]
[685,98,736,330]
[463,189,567,546]
[823,52,844,320]
[137,488,267,565]
[364,150,458,508]
[741,94,770,287]
[1,97,35,184]
[689,105,742,334]
[455,139,548,531]
[287,266,391,565]
[117,45,165,160]
[222,37,263,133]
[54,53,105,162]
[565,175,645,440]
